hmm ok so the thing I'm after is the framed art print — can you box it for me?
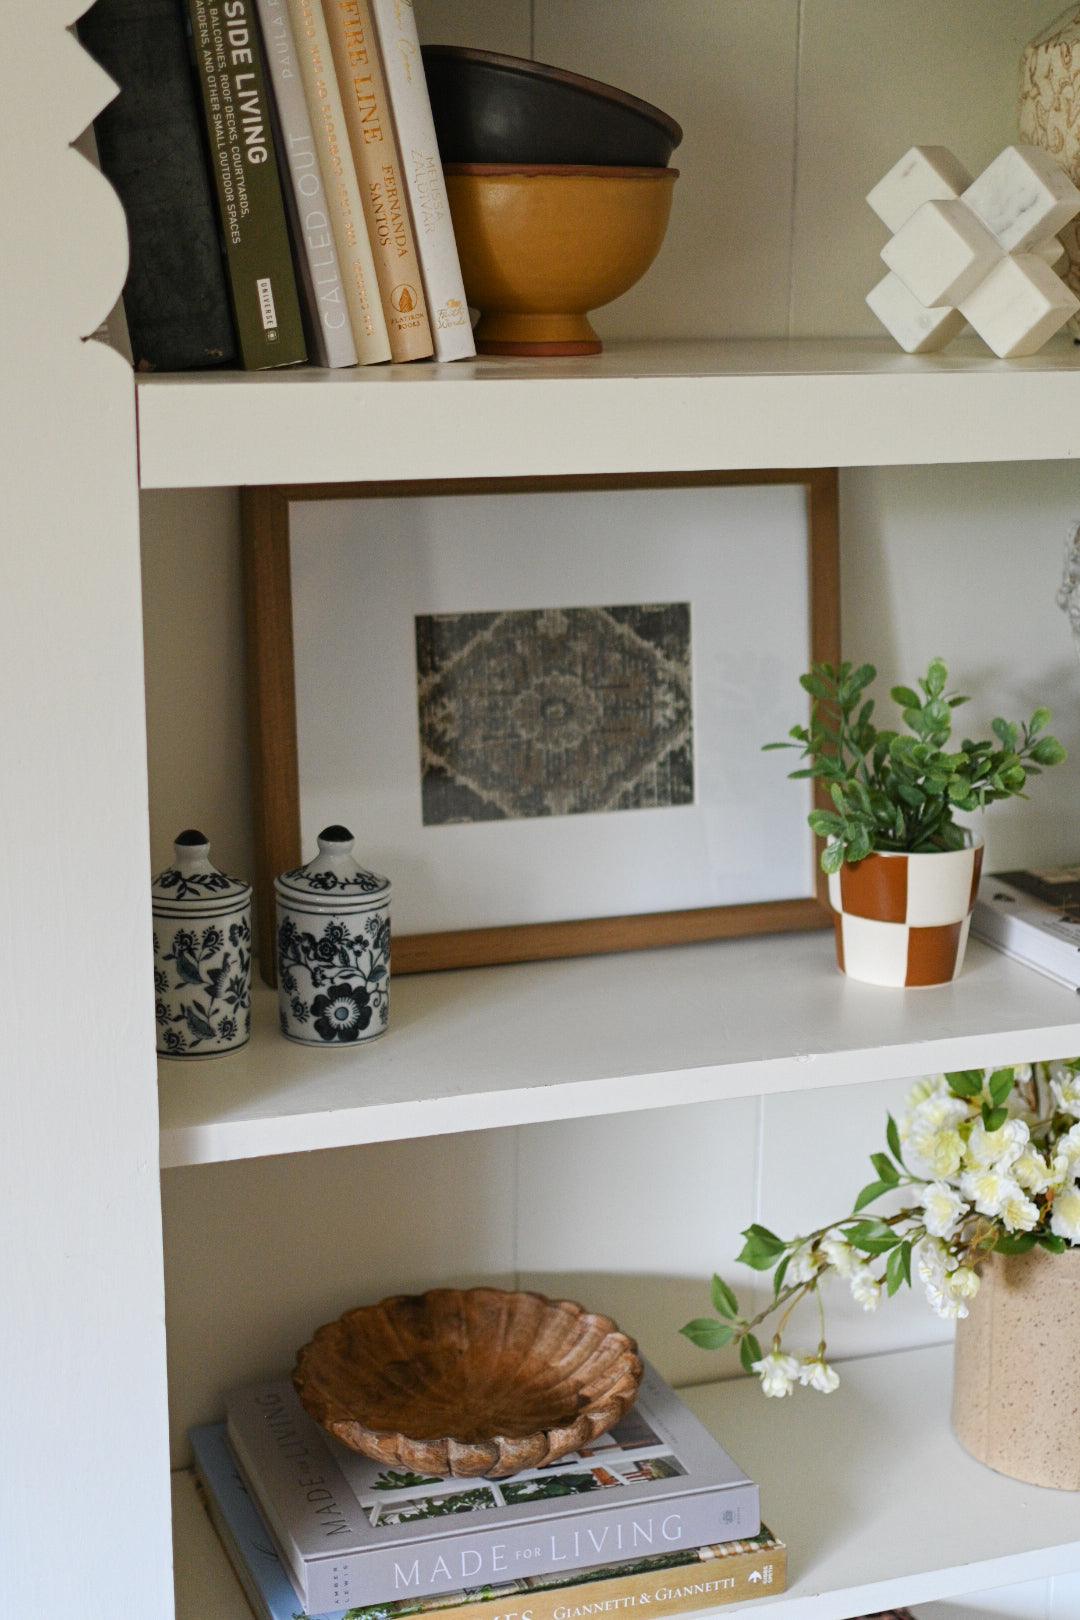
[243,470,839,977]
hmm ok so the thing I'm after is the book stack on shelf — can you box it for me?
[972,864,1080,990]
[78,0,474,372]
[194,1361,786,1618]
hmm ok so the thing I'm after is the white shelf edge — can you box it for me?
[136,338,1080,489]
[158,936,1080,1169]
[173,1345,1080,1620]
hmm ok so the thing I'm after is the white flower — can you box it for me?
[1013,1064,1033,1085]
[1051,1188,1080,1245]
[906,1094,968,1179]
[797,1355,840,1393]
[1000,1186,1040,1233]
[821,1229,861,1278]
[1013,1145,1055,1195]
[850,1270,882,1312]
[1056,1122,1080,1172]
[960,1167,1022,1219]
[786,1243,821,1286]
[753,1350,801,1398]
[905,1075,949,1110]
[925,1284,968,1321]
[1051,1064,1080,1116]
[917,1236,949,1287]
[920,1181,966,1239]
[946,1266,980,1301]
[964,1117,1028,1172]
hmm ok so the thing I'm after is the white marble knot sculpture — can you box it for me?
[866,144,1080,356]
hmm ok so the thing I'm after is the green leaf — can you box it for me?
[890,686,921,709]
[739,1333,763,1375]
[737,1225,787,1271]
[1039,1233,1068,1254]
[853,1179,894,1213]
[848,1219,901,1255]
[982,1103,1008,1132]
[820,841,845,875]
[946,1069,983,1099]
[987,1068,1014,1108]
[711,1275,739,1318]
[772,1252,791,1297]
[871,1152,900,1185]
[885,1241,911,1297]
[925,658,948,699]
[886,1113,905,1166]
[800,672,832,700]
[1032,736,1067,766]
[1029,707,1052,736]
[995,1232,1038,1255]
[681,1319,735,1350]
[992,718,1019,752]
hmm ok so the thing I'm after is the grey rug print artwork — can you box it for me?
[415,603,694,824]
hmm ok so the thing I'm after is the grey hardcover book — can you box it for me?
[225,1362,760,1614]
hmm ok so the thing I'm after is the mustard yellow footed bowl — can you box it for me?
[444,163,678,356]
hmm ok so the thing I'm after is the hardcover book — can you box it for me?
[972,865,1080,989]
[284,0,391,361]
[192,1423,784,1620]
[256,0,358,367]
[77,0,238,371]
[225,1362,760,1614]
[369,0,474,361]
[185,0,307,368]
[322,0,434,361]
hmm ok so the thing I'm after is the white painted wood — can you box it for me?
[172,1346,1080,1620]
[158,936,1080,1166]
[2,4,173,1616]
[916,1580,1051,1617]
[135,338,1080,487]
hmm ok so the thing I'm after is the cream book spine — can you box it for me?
[285,0,391,363]
[322,0,434,361]
[370,0,474,360]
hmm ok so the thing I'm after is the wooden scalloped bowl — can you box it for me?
[293,1288,643,1479]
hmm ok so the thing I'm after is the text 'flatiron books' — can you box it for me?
[224,1361,761,1613]
[192,1422,786,1620]
[972,865,1080,989]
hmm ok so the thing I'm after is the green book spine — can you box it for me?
[185,0,307,368]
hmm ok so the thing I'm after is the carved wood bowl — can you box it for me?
[293,1287,643,1479]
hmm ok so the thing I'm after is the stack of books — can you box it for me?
[196,1361,786,1618]
[78,0,474,373]
[972,864,1080,989]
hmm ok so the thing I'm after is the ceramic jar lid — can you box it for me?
[152,830,252,917]
[275,825,390,910]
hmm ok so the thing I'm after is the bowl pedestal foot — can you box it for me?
[473,310,602,356]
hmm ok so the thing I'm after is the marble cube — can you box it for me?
[959,253,1079,358]
[866,272,965,354]
[963,143,1080,254]
[882,198,1003,307]
[866,144,973,233]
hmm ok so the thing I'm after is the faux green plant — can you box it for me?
[766,658,1065,873]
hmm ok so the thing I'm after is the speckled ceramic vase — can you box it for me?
[152,830,252,1059]
[275,825,391,1047]
[953,1246,1080,1488]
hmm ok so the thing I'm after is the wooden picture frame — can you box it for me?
[242,468,840,980]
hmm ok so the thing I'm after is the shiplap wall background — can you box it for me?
[147,5,1080,1613]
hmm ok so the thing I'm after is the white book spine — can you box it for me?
[256,0,357,367]
[284,0,392,363]
[370,0,475,361]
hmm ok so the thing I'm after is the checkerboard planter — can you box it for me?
[826,838,984,987]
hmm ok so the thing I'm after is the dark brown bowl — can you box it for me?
[422,46,682,169]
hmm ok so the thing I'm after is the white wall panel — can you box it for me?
[162,1130,516,1464]
[916,1579,1050,1618]
[515,1099,762,1389]
[532,0,799,339]
[791,0,1068,335]
[414,0,530,54]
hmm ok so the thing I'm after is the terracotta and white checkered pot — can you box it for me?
[826,836,984,987]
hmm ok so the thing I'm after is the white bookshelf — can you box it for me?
[172,1344,1080,1620]
[135,338,1080,489]
[159,936,1080,1167]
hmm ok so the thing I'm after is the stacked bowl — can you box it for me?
[423,47,682,356]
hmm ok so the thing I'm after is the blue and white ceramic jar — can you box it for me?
[275,825,391,1047]
[152,830,253,1059]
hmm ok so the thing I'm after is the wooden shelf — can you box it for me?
[135,337,1080,489]
[158,933,1080,1167]
[172,1343,1080,1620]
